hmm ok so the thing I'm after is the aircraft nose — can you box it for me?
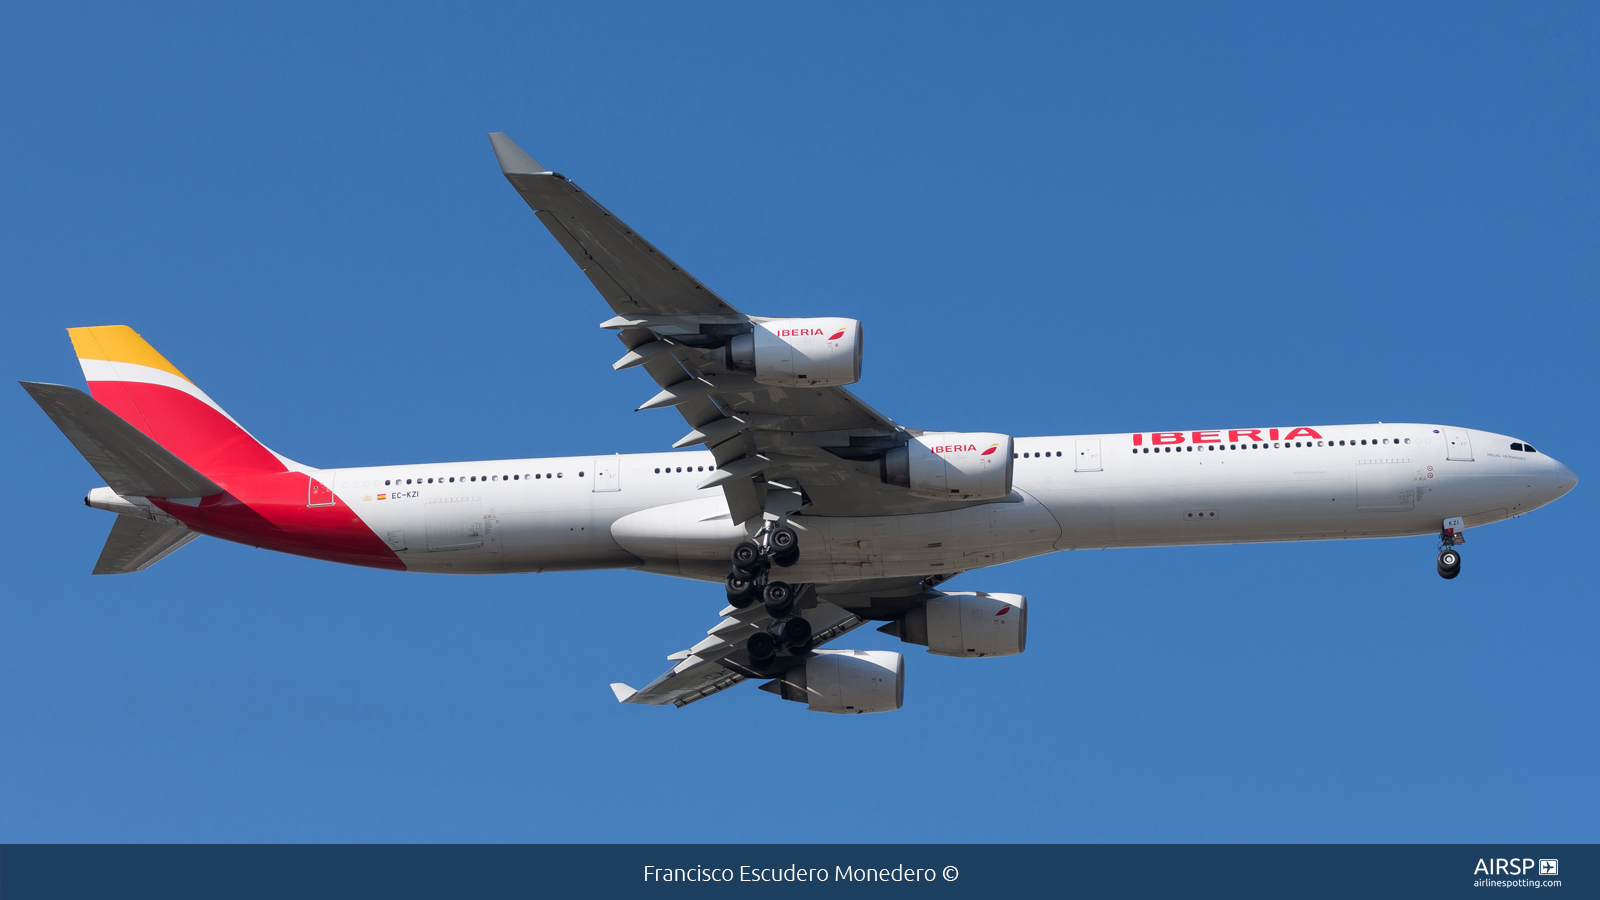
[1554,459,1578,496]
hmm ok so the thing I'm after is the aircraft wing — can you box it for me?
[610,598,865,708]
[609,577,927,708]
[490,134,1004,524]
[490,133,740,320]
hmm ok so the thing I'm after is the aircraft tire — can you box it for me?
[1437,549,1461,579]
[763,581,795,618]
[747,631,777,662]
[726,572,759,607]
[772,546,800,568]
[732,540,764,569]
[779,615,812,648]
[769,526,799,555]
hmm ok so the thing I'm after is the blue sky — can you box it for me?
[2,3,1595,842]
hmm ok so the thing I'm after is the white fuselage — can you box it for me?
[323,424,1574,580]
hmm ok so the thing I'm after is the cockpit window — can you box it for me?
[1511,443,1523,451]
[1511,442,1538,453]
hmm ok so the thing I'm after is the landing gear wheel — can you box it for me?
[772,546,800,568]
[747,631,777,663]
[778,615,812,648]
[763,581,795,618]
[725,572,758,607]
[769,526,799,556]
[731,540,764,570]
[1437,549,1461,580]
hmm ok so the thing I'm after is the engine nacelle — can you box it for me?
[881,432,1014,500]
[881,591,1027,658]
[725,318,863,387]
[761,649,904,714]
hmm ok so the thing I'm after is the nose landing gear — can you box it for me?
[1437,516,1464,580]
[725,524,812,668]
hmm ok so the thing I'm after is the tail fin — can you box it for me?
[67,326,288,482]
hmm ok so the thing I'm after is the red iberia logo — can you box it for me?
[980,443,998,456]
[828,328,846,340]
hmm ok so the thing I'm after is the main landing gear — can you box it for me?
[1437,517,1464,580]
[725,525,810,668]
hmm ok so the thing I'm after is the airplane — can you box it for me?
[22,133,1579,714]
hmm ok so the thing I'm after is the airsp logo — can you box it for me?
[1473,858,1553,876]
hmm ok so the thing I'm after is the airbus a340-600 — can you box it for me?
[23,134,1578,713]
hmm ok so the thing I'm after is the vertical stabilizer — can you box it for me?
[66,326,288,481]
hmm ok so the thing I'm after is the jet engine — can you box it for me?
[725,318,863,387]
[759,649,904,714]
[876,433,1014,500]
[879,591,1027,658]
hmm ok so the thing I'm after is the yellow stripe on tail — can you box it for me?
[67,325,193,384]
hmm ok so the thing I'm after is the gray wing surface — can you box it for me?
[490,133,738,319]
[612,596,869,708]
[610,576,931,708]
[93,516,199,574]
[21,382,222,499]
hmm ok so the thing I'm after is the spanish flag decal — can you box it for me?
[376,494,387,500]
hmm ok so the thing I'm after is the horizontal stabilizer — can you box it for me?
[93,516,200,574]
[20,382,222,499]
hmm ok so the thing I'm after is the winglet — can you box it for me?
[488,133,550,175]
[609,682,638,703]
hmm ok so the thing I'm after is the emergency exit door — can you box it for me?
[1075,438,1102,472]
[592,456,620,491]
